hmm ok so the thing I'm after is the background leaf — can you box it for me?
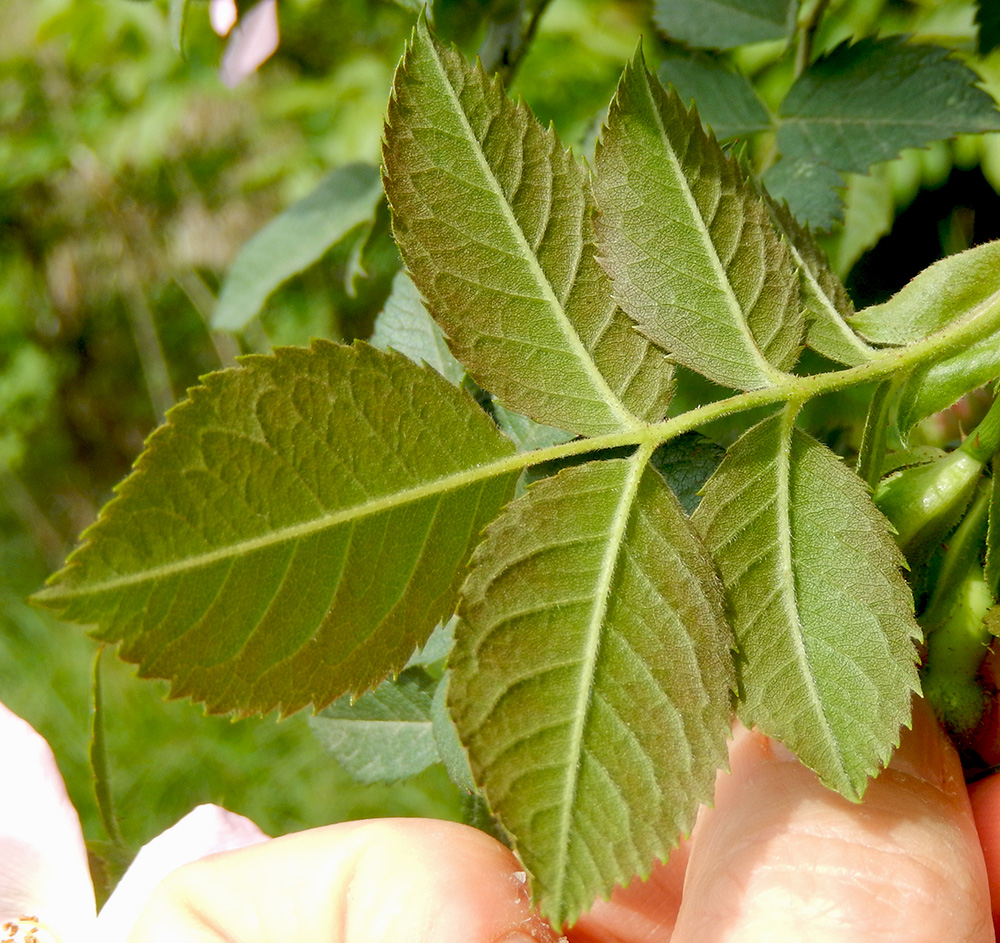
[383,22,674,438]
[761,157,845,231]
[310,667,440,784]
[692,410,920,799]
[213,163,384,332]
[595,55,802,391]
[370,269,465,384]
[978,0,1000,56]
[649,432,726,514]
[777,38,1000,177]
[450,454,735,926]
[657,53,773,141]
[987,465,1000,601]
[652,0,796,49]
[35,342,518,715]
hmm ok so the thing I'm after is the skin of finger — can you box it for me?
[128,818,559,943]
[670,699,993,943]
[969,771,1000,930]
[565,838,690,943]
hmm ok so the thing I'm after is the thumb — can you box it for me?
[671,698,992,942]
[128,818,559,943]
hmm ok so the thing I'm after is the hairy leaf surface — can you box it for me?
[778,38,1000,176]
[652,0,795,49]
[763,196,871,366]
[450,455,735,926]
[310,667,439,784]
[383,22,673,437]
[214,164,384,331]
[657,54,772,141]
[693,411,921,799]
[595,55,802,392]
[35,342,518,715]
[850,241,1000,346]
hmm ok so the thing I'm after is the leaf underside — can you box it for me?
[451,456,735,927]
[693,411,921,799]
[383,22,673,438]
[594,55,803,392]
[35,341,518,716]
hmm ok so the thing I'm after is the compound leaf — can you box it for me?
[383,22,673,438]
[213,164,384,332]
[35,342,518,716]
[778,38,1000,177]
[450,454,735,927]
[692,410,921,799]
[310,667,439,784]
[652,0,796,49]
[595,54,802,391]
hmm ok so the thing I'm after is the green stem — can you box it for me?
[960,393,1000,463]
[793,0,830,77]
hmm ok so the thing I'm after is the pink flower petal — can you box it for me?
[96,804,268,941]
[209,0,238,37]
[0,702,96,939]
[219,0,279,88]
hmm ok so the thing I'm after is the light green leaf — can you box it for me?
[850,242,1000,346]
[383,22,674,438]
[896,327,1000,436]
[432,672,476,792]
[491,401,576,454]
[35,342,518,715]
[450,454,735,926]
[371,270,465,385]
[657,54,773,140]
[762,194,872,366]
[777,38,1000,176]
[310,667,439,784]
[595,54,802,391]
[213,164,384,332]
[407,616,456,668]
[652,0,796,49]
[169,0,190,51]
[692,410,921,799]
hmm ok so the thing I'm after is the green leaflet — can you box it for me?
[383,22,673,438]
[652,0,796,49]
[451,453,735,927]
[310,667,440,784]
[762,195,872,367]
[850,242,1000,346]
[657,54,772,141]
[692,410,921,799]
[35,342,518,715]
[777,38,1000,177]
[213,164,384,332]
[761,158,845,232]
[594,54,802,392]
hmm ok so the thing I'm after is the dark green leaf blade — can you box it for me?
[213,164,384,331]
[652,0,796,49]
[383,22,674,438]
[451,454,735,926]
[778,38,1000,176]
[762,157,845,231]
[657,54,773,141]
[595,55,802,391]
[310,667,439,784]
[692,410,921,799]
[35,342,518,716]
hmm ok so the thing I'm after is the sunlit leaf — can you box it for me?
[778,38,1000,176]
[595,54,802,391]
[213,164,384,332]
[451,454,735,926]
[310,667,439,784]
[383,21,674,437]
[35,342,518,715]
[657,53,772,140]
[371,269,465,385]
[652,0,796,49]
[692,410,921,799]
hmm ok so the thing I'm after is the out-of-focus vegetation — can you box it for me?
[5,0,1000,857]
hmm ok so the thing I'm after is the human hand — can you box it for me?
[129,696,998,943]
